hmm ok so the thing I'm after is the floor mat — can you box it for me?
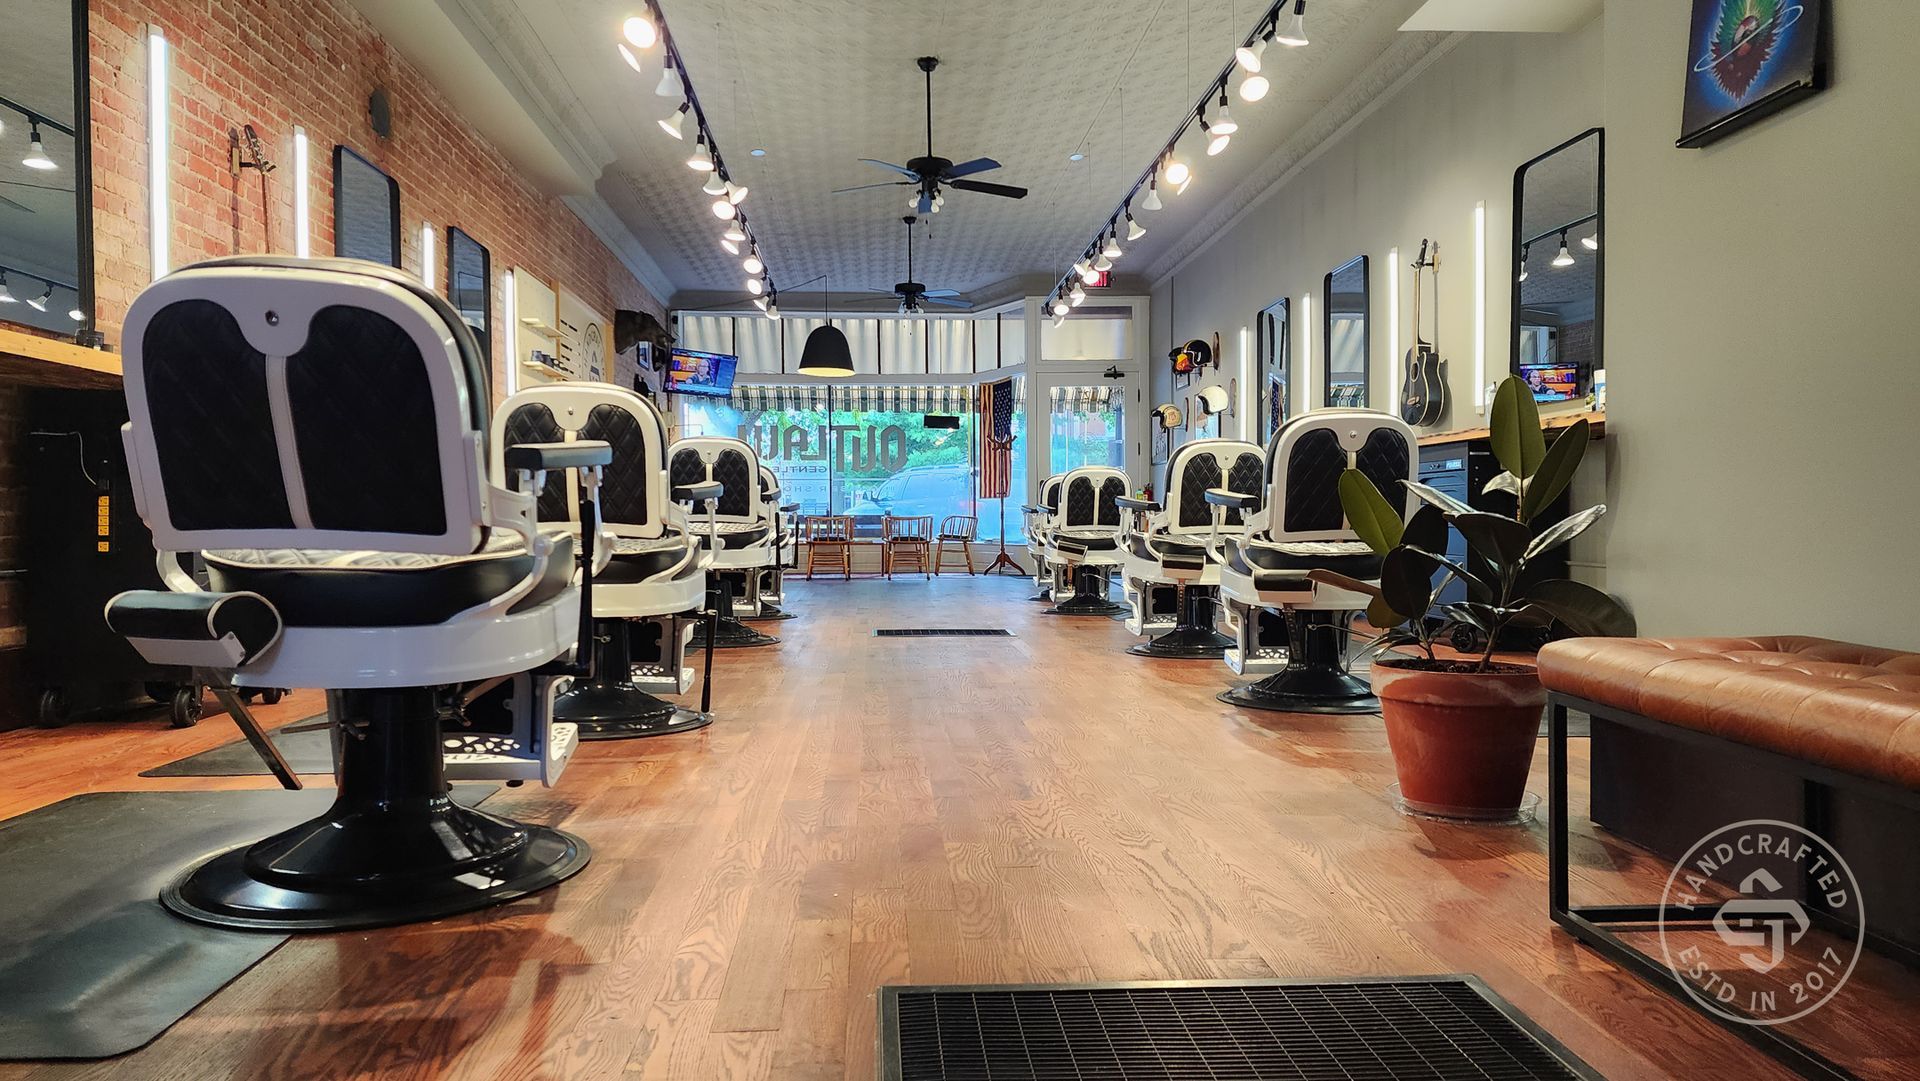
[879,976,1603,1080]
[141,717,334,778]
[0,785,493,1059]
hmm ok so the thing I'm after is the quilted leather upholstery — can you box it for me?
[1282,428,1345,534]
[1230,539,1381,583]
[670,448,706,490]
[1226,453,1265,519]
[500,403,569,521]
[141,299,296,531]
[286,305,445,535]
[582,404,651,528]
[1539,636,1920,790]
[1174,454,1222,530]
[712,450,754,518]
[205,529,574,627]
[1066,477,1095,526]
[1097,477,1124,526]
[1353,428,1412,519]
[1042,476,1063,511]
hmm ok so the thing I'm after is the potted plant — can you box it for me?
[1311,376,1635,819]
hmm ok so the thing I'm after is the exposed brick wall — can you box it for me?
[0,0,667,725]
[1559,319,1595,371]
[87,0,664,384]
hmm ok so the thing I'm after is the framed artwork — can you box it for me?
[1679,0,1827,148]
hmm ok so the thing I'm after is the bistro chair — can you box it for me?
[933,515,978,575]
[804,514,854,580]
[883,515,934,579]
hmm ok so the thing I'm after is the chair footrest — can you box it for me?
[443,673,577,785]
[105,589,283,668]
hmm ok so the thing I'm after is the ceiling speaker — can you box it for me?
[368,88,393,138]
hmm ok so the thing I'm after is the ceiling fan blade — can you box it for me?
[833,181,911,194]
[924,295,970,308]
[949,179,1028,199]
[923,289,960,298]
[0,194,33,214]
[943,157,1001,179]
[860,158,920,178]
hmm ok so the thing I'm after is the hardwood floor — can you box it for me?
[0,575,1907,1079]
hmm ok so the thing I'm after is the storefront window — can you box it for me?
[1048,386,1126,475]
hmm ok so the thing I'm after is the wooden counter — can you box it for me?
[0,325,120,389]
[1417,408,1604,447]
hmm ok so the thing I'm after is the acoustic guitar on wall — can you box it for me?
[1399,240,1448,427]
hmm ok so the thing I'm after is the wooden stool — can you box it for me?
[882,515,933,579]
[803,515,853,580]
[933,515,978,575]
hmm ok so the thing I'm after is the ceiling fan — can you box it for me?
[833,56,1029,215]
[875,215,967,313]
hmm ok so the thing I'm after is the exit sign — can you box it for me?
[1087,270,1111,288]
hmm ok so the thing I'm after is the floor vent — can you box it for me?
[880,977,1601,1080]
[874,628,1015,638]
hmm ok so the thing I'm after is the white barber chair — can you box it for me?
[1115,438,1264,659]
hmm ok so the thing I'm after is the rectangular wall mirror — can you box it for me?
[0,0,92,338]
[1255,296,1290,443]
[333,146,400,267]
[447,226,490,365]
[1511,127,1603,405]
[1323,255,1370,407]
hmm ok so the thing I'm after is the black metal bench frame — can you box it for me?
[1548,691,1920,1081]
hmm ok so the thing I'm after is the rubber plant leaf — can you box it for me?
[1490,377,1547,479]
[1451,512,1533,570]
[1521,419,1591,522]
[1338,469,1402,556]
[1402,479,1474,518]
[1526,578,1637,637]
[1522,504,1607,561]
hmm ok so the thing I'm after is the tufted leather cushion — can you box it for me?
[1097,477,1125,526]
[205,529,574,627]
[1230,539,1380,586]
[1066,477,1095,526]
[602,535,695,584]
[582,403,653,528]
[1539,637,1920,791]
[1174,454,1222,529]
[1353,427,1412,519]
[686,520,772,549]
[1282,427,1346,533]
[501,403,569,521]
[712,450,754,518]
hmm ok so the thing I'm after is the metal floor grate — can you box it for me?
[874,629,1016,637]
[880,977,1602,1080]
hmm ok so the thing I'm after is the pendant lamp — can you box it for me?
[798,274,854,377]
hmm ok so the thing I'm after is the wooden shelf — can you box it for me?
[1418,408,1604,447]
[0,325,120,388]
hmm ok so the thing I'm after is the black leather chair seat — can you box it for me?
[1229,539,1381,585]
[1054,531,1117,552]
[601,535,697,583]
[1126,533,1211,565]
[687,521,772,549]
[205,529,575,627]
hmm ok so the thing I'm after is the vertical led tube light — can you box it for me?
[1474,201,1488,414]
[502,270,518,396]
[147,30,170,278]
[292,127,311,257]
[1386,246,1400,402]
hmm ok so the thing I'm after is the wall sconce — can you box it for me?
[292,126,311,257]
[1386,246,1401,397]
[1474,200,1487,415]
[1299,292,1313,403]
[420,221,436,290]
[147,29,170,278]
[502,268,517,396]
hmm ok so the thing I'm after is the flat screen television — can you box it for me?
[666,349,738,398]
[1521,364,1580,403]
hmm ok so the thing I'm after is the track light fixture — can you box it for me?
[1236,24,1272,73]
[1051,295,1069,317]
[1069,282,1087,307]
[654,56,679,97]
[1079,259,1101,285]
[1126,211,1146,241]
[742,248,764,275]
[686,134,713,170]
[721,237,741,254]
[1552,230,1575,268]
[711,196,736,219]
[26,284,51,312]
[1072,256,1092,280]
[68,306,84,322]
[1093,251,1113,273]
[1212,92,1238,135]
[1142,175,1163,212]
[702,169,727,195]
[1276,0,1309,47]
[1202,118,1230,156]
[0,274,13,303]
[727,181,749,205]
[753,296,768,310]
[765,296,780,320]
[23,123,55,171]
[659,102,688,138]
[1239,71,1270,102]
[1517,246,1529,284]
[1581,233,1599,251]
[623,14,658,49]
[1164,155,1190,187]
[746,276,764,296]
[723,221,748,243]
[618,43,644,73]
[1102,230,1123,259]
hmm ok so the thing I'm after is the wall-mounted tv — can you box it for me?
[1521,364,1580,403]
[666,349,738,398]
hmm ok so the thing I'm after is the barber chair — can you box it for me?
[1115,439,1264,658]
[1041,466,1129,617]
[671,436,779,648]
[1209,409,1416,713]
[1022,473,1064,602]
[744,465,799,621]
[102,256,594,930]
[496,383,714,739]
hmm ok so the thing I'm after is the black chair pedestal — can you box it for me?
[1219,609,1377,714]
[1130,585,1234,659]
[1045,564,1125,617]
[689,571,778,648]
[556,618,711,740]
[162,687,590,932]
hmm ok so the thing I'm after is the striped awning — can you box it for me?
[731,384,831,412]
[731,384,972,413]
[1048,384,1124,412]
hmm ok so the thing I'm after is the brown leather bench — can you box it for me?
[1539,635,1920,790]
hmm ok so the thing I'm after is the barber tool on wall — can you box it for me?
[227,124,277,253]
[1399,240,1448,426]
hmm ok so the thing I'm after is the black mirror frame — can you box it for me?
[0,0,95,343]
[446,225,490,366]
[1255,295,1290,443]
[1509,126,1604,391]
[332,145,401,267]
[1322,255,1370,408]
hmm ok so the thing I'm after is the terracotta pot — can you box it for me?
[1370,657,1546,820]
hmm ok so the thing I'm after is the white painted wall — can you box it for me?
[1601,0,1920,647]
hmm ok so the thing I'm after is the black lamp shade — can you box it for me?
[798,325,855,377]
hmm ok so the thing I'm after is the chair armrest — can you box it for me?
[105,589,282,668]
[1020,504,1045,514]
[1114,496,1160,513]
[779,502,801,513]
[504,440,612,474]
[675,481,724,503]
[1204,487,1258,510]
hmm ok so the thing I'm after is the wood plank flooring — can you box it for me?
[0,574,1910,1079]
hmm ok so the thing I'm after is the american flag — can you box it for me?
[976,378,1015,500]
